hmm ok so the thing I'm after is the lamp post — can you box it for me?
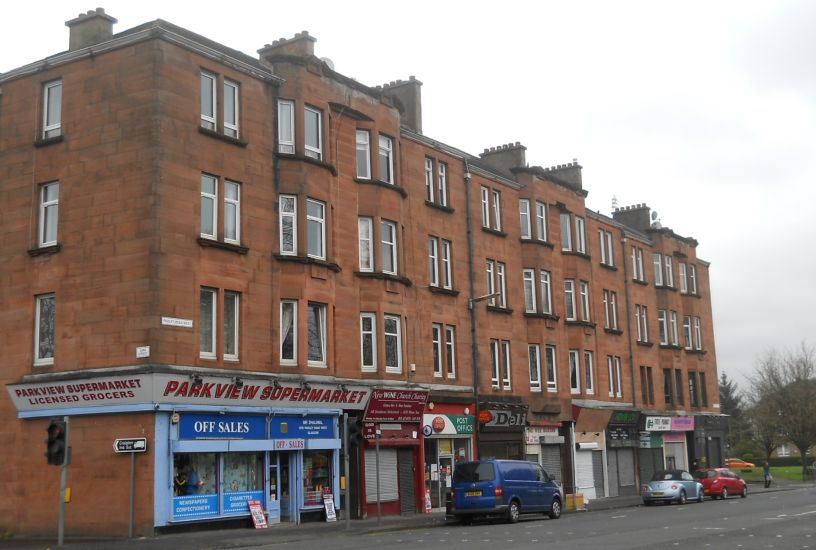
[468,291,501,458]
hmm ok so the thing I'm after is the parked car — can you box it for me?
[724,458,756,469]
[450,459,562,524]
[694,468,748,499]
[642,469,704,505]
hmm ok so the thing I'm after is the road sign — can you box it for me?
[113,438,147,453]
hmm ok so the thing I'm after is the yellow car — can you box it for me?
[725,458,756,469]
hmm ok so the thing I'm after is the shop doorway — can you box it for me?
[270,452,294,522]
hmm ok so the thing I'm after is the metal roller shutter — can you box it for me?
[617,448,636,495]
[541,444,562,483]
[592,450,605,498]
[397,448,415,513]
[575,450,596,500]
[607,450,620,497]
[664,442,686,471]
[365,448,399,503]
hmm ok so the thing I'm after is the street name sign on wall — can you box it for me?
[113,438,147,453]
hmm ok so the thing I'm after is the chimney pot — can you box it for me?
[65,7,117,51]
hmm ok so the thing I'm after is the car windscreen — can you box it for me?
[650,470,683,481]
[453,462,496,483]
[693,470,716,479]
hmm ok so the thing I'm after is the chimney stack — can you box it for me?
[612,203,652,232]
[479,142,527,174]
[65,8,117,51]
[379,76,423,134]
[258,31,316,61]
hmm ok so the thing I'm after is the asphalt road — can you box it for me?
[263,487,816,550]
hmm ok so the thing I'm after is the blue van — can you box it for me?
[450,460,562,523]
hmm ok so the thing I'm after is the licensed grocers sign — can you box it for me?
[363,389,428,423]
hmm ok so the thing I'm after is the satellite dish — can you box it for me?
[320,57,335,70]
[651,211,659,221]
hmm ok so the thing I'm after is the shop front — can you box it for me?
[641,415,695,473]
[361,389,429,517]
[421,406,474,510]
[605,410,640,496]
[692,414,728,469]
[524,423,564,483]
[476,401,527,460]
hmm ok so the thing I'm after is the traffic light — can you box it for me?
[46,418,67,466]
[347,417,363,447]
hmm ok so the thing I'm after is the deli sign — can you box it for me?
[479,409,527,427]
[364,389,428,423]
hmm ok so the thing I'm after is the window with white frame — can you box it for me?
[280,300,298,364]
[653,253,664,286]
[200,72,216,131]
[545,345,557,391]
[223,80,239,138]
[535,201,547,241]
[564,279,577,321]
[280,195,297,255]
[575,217,586,254]
[307,302,327,366]
[603,289,618,330]
[34,293,56,366]
[304,106,323,160]
[569,349,581,394]
[689,264,698,294]
[491,190,502,231]
[224,180,240,244]
[632,246,645,282]
[607,356,616,397]
[664,256,674,287]
[42,80,63,139]
[496,261,507,307]
[384,314,402,373]
[485,260,506,307]
[358,217,374,271]
[378,135,394,183]
[540,270,553,314]
[670,310,679,346]
[39,182,59,247]
[584,351,594,394]
[356,130,371,179]
[200,288,217,359]
[529,344,542,391]
[278,99,295,154]
[599,229,614,266]
[485,261,495,304]
[614,356,623,398]
[501,340,511,389]
[223,291,240,360]
[635,304,649,342]
[428,237,439,287]
[489,339,511,389]
[360,313,377,372]
[683,315,693,350]
[679,262,688,293]
[658,309,668,345]
[519,199,532,239]
[778,444,790,457]
[693,316,702,350]
[429,237,453,289]
[425,158,434,202]
[560,213,573,251]
[480,187,490,227]
[579,281,590,321]
[432,323,443,377]
[523,269,537,313]
[445,325,456,378]
[306,199,325,260]
[201,174,218,239]
[381,220,398,275]
[438,162,448,207]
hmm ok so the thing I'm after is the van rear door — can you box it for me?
[452,462,497,511]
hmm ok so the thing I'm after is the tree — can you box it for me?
[719,372,748,452]
[747,343,816,477]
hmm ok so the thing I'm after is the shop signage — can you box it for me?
[7,373,372,412]
[671,416,695,431]
[173,494,218,519]
[644,416,672,431]
[179,414,267,440]
[609,411,639,426]
[422,414,474,436]
[323,493,336,522]
[275,439,305,449]
[524,426,558,444]
[248,500,268,529]
[269,416,333,439]
[478,409,527,427]
[364,389,428,422]
[223,491,265,514]
[639,432,663,448]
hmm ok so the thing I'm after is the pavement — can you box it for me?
[1,477,812,550]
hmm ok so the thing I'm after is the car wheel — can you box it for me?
[741,485,747,498]
[721,487,728,500]
[506,500,520,523]
[678,490,687,505]
[548,498,561,519]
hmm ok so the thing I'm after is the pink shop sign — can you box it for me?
[671,416,695,431]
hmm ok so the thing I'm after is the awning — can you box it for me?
[574,407,613,434]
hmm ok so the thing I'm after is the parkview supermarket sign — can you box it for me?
[7,373,372,413]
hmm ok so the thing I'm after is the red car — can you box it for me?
[693,468,748,499]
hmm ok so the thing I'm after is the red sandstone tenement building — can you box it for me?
[0,9,724,537]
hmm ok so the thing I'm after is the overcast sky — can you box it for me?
[3,1,814,393]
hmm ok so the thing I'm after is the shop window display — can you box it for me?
[223,453,264,514]
[303,450,332,506]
